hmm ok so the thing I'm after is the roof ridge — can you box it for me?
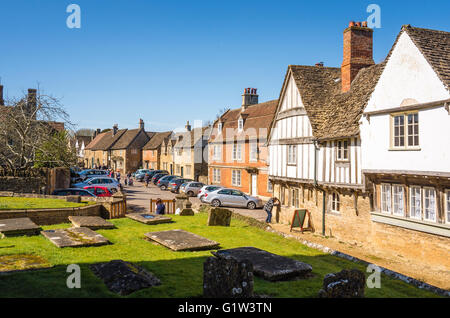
[403,24,450,35]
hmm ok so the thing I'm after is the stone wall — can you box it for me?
[273,183,450,272]
[0,176,47,194]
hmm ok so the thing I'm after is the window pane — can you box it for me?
[410,187,422,219]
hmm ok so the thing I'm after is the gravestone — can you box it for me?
[207,208,232,226]
[215,247,312,281]
[0,218,41,238]
[175,194,195,216]
[0,254,52,274]
[203,251,254,298]
[144,229,220,251]
[318,269,365,298]
[68,216,115,230]
[41,227,110,248]
[90,260,161,296]
[66,195,81,203]
[126,213,172,225]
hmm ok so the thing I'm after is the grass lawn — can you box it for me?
[0,213,440,298]
[0,197,91,210]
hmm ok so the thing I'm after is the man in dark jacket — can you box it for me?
[263,197,280,224]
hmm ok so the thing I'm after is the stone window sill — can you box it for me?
[371,212,450,238]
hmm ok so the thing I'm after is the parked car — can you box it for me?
[52,188,96,197]
[157,175,181,190]
[78,169,109,181]
[202,188,263,210]
[180,182,205,197]
[197,185,224,202]
[83,186,114,197]
[152,172,169,185]
[134,169,153,181]
[72,177,121,192]
[168,178,194,193]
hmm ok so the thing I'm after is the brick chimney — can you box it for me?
[139,118,144,130]
[112,124,118,136]
[241,88,258,111]
[26,88,37,119]
[341,21,375,92]
[185,120,191,132]
[0,85,4,106]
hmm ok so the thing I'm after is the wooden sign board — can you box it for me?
[290,209,312,233]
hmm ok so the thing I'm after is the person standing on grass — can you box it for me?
[263,197,280,224]
[155,198,166,215]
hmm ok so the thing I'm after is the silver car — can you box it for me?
[180,182,205,197]
[73,177,121,192]
[203,188,263,210]
[197,185,224,202]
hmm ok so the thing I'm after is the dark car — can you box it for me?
[134,169,153,181]
[168,178,194,193]
[78,169,109,181]
[52,188,96,197]
[152,172,169,185]
[157,175,181,190]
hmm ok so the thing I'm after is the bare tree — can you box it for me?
[0,88,75,169]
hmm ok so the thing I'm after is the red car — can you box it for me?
[84,186,113,197]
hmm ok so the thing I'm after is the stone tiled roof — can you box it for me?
[90,129,127,151]
[110,128,150,150]
[286,62,385,140]
[401,25,450,90]
[143,131,172,150]
[174,126,210,149]
[209,99,278,142]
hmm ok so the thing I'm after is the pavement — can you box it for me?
[123,181,268,222]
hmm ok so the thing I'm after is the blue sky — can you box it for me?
[1,0,449,132]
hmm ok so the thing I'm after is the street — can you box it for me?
[123,181,268,222]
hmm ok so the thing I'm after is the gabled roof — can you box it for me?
[110,128,150,150]
[143,131,172,150]
[209,100,278,142]
[85,132,107,150]
[90,129,127,151]
[389,25,450,90]
[174,126,210,149]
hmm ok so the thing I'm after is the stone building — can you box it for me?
[142,131,172,170]
[160,136,176,175]
[208,89,278,199]
[173,121,210,182]
[267,22,450,270]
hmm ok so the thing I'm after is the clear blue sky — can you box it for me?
[1,0,449,132]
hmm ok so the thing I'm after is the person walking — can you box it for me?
[263,197,280,224]
[116,171,121,184]
[144,172,150,187]
[155,198,166,215]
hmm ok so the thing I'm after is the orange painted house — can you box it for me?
[208,88,278,199]
[142,131,172,170]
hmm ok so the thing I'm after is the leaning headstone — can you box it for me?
[41,227,110,248]
[66,195,81,203]
[175,194,195,215]
[90,260,161,296]
[126,213,172,225]
[0,218,41,238]
[203,252,253,298]
[144,229,220,251]
[318,269,365,298]
[215,247,312,281]
[207,208,232,226]
[68,216,115,230]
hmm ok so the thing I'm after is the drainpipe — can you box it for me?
[313,139,326,236]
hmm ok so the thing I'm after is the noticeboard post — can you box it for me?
[290,209,312,233]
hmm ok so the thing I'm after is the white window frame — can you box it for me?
[423,187,437,222]
[446,189,450,224]
[335,139,349,161]
[238,118,244,131]
[381,183,392,214]
[213,168,221,183]
[231,169,241,187]
[213,145,222,161]
[409,186,422,220]
[268,180,273,193]
[218,122,223,134]
[391,112,420,150]
[249,142,258,162]
[392,185,405,216]
[232,143,242,161]
[287,145,297,165]
[331,192,340,213]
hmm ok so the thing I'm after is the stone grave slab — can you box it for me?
[0,254,52,274]
[41,227,110,248]
[68,216,115,230]
[0,218,41,238]
[126,213,172,225]
[214,247,312,281]
[144,229,220,251]
[90,260,161,296]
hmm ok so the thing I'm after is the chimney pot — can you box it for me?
[0,85,4,106]
[362,21,368,27]
[349,21,355,27]
[355,21,362,27]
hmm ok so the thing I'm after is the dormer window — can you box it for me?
[238,118,244,131]
[218,122,223,134]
